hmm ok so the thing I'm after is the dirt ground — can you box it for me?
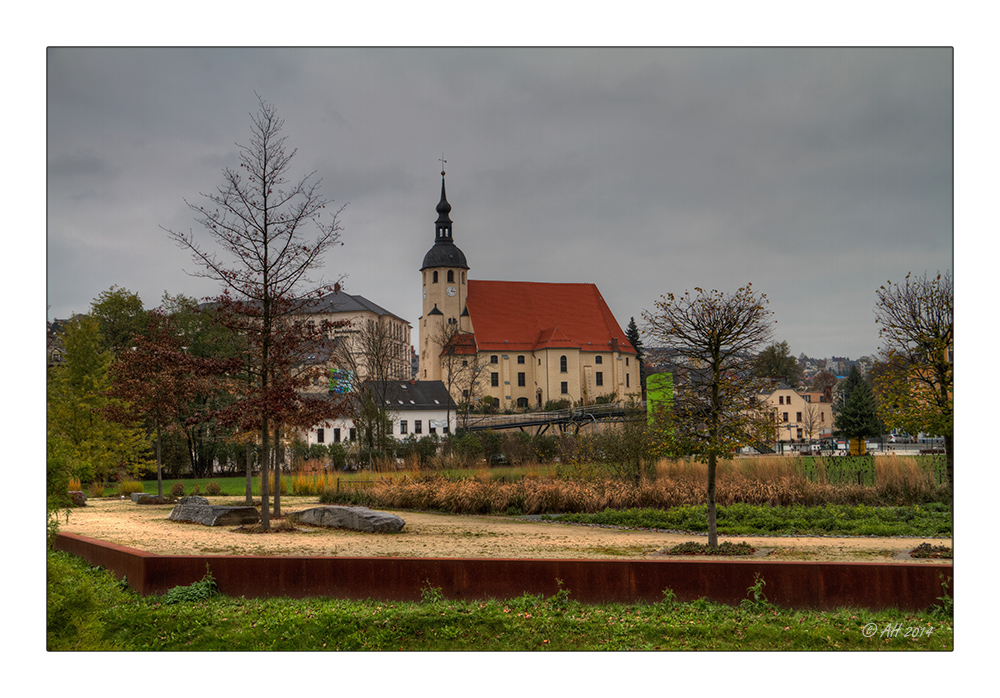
[57,496,952,563]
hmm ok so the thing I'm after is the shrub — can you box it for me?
[88,481,105,498]
[162,566,219,604]
[503,431,534,465]
[533,435,559,463]
[205,481,222,496]
[170,482,186,498]
[119,480,144,496]
[665,541,756,556]
[308,443,330,461]
[266,472,289,495]
[452,433,483,466]
[328,443,348,470]
[68,477,82,493]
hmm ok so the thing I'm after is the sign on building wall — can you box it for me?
[329,368,353,394]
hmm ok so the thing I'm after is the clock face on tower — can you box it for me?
[446,286,457,297]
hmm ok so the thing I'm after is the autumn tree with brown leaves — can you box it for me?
[643,284,775,548]
[873,271,953,488]
[165,95,345,529]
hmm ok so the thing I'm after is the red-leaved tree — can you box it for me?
[106,310,241,498]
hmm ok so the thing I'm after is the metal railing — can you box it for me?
[460,401,646,433]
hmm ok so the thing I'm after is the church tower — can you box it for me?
[419,170,469,380]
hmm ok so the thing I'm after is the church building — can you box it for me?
[419,171,639,410]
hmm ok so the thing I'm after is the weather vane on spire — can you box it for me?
[439,154,447,176]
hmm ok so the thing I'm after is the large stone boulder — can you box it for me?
[168,495,260,526]
[289,506,405,533]
[68,491,87,507]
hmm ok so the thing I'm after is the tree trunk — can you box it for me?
[244,441,253,505]
[273,424,282,518]
[260,415,270,530]
[155,422,163,499]
[944,432,954,499]
[706,452,718,548]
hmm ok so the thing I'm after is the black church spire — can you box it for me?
[421,169,468,271]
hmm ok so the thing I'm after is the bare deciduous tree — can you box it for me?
[334,316,407,460]
[435,325,489,431]
[165,95,344,530]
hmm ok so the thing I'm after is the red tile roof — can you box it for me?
[464,280,636,354]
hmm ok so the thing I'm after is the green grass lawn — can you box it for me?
[550,502,953,538]
[48,551,953,651]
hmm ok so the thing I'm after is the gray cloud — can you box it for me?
[47,47,952,360]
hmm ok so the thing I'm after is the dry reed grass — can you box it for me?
[338,454,945,514]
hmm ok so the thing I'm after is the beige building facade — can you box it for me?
[296,292,412,393]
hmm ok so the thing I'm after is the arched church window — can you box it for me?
[560,355,568,373]
[447,270,454,283]
[433,271,439,283]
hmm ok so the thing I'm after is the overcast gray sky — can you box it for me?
[47,47,953,360]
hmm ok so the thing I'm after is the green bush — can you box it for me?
[452,432,483,466]
[328,443,347,470]
[119,480,144,496]
[162,566,219,604]
[170,482,186,498]
[205,481,222,496]
[503,431,535,465]
[533,434,559,463]
[480,430,504,465]
[308,443,330,461]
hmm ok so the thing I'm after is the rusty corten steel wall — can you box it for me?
[53,533,951,611]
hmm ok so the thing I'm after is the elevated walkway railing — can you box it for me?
[460,402,646,434]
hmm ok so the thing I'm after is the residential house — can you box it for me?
[758,383,834,445]
[304,379,458,447]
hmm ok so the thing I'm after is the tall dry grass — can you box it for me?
[329,454,946,514]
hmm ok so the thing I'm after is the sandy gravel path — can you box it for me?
[57,496,952,563]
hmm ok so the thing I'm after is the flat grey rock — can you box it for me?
[289,506,405,533]
[168,496,260,526]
